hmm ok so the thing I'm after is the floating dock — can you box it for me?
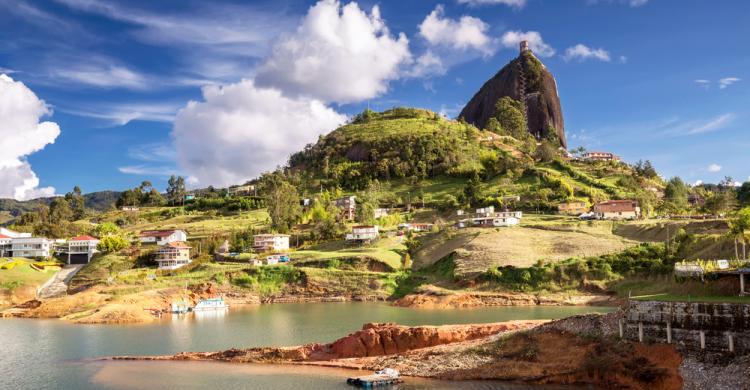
[346,373,403,387]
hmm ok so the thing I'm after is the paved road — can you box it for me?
[37,264,84,299]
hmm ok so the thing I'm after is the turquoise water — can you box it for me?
[0,302,612,389]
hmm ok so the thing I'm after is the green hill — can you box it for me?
[290,107,662,212]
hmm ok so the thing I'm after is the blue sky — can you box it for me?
[0,0,747,198]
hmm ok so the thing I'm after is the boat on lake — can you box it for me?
[193,297,229,311]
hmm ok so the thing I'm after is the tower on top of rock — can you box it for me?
[519,40,530,54]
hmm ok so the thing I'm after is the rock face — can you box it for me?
[459,47,566,148]
[114,321,542,363]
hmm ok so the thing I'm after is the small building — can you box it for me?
[557,201,589,216]
[155,241,192,270]
[253,234,290,252]
[251,258,264,266]
[410,223,434,232]
[334,196,356,221]
[11,237,54,259]
[59,235,100,264]
[582,152,620,162]
[122,206,139,212]
[139,229,188,246]
[184,194,195,202]
[476,206,494,216]
[593,200,641,220]
[228,184,255,196]
[346,225,379,242]
[495,211,523,219]
[0,234,13,257]
[0,228,31,238]
[374,208,389,219]
[471,217,519,227]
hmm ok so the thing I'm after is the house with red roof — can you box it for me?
[155,241,192,270]
[593,200,641,220]
[57,235,100,264]
[139,229,187,246]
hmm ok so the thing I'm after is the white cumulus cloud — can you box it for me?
[719,77,740,89]
[500,31,555,57]
[172,79,346,187]
[563,44,611,62]
[419,5,494,55]
[457,0,527,7]
[0,74,60,200]
[707,163,722,173]
[255,0,411,104]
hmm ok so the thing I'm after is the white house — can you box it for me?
[155,241,192,270]
[122,206,139,212]
[0,228,31,238]
[11,237,54,258]
[139,229,188,245]
[346,226,379,242]
[495,211,523,219]
[228,184,255,196]
[471,217,519,227]
[59,235,100,264]
[582,151,620,162]
[253,234,290,252]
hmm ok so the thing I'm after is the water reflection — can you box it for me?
[1,302,611,389]
[87,361,576,390]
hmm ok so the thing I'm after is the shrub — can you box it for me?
[97,235,129,253]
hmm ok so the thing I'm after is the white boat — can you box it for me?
[193,297,229,311]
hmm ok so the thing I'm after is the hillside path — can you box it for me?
[37,264,84,299]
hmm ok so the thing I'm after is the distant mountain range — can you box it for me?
[0,191,121,219]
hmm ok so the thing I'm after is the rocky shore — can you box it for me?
[394,291,618,308]
[112,314,691,389]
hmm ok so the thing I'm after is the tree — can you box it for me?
[493,97,527,140]
[49,198,73,224]
[634,160,658,179]
[144,188,165,206]
[463,171,482,207]
[356,186,379,224]
[65,186,86,220]
[729,208,750,260]
[166,175,186,206]
[664,177,689,213]
[93,222,120,237]
[97,235,129,253]
[534,140,558,163]
[264,173,302,233]
[738,182,750,206]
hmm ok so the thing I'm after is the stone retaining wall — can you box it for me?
[624,300,750,353]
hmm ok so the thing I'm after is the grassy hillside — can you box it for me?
[413,223,636,278]
[289,107,660,212]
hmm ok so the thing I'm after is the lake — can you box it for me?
[0,302,612,389]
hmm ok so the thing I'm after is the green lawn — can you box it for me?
[124,208,269,238]
[0,258,56,291]
[294,236,405,270]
